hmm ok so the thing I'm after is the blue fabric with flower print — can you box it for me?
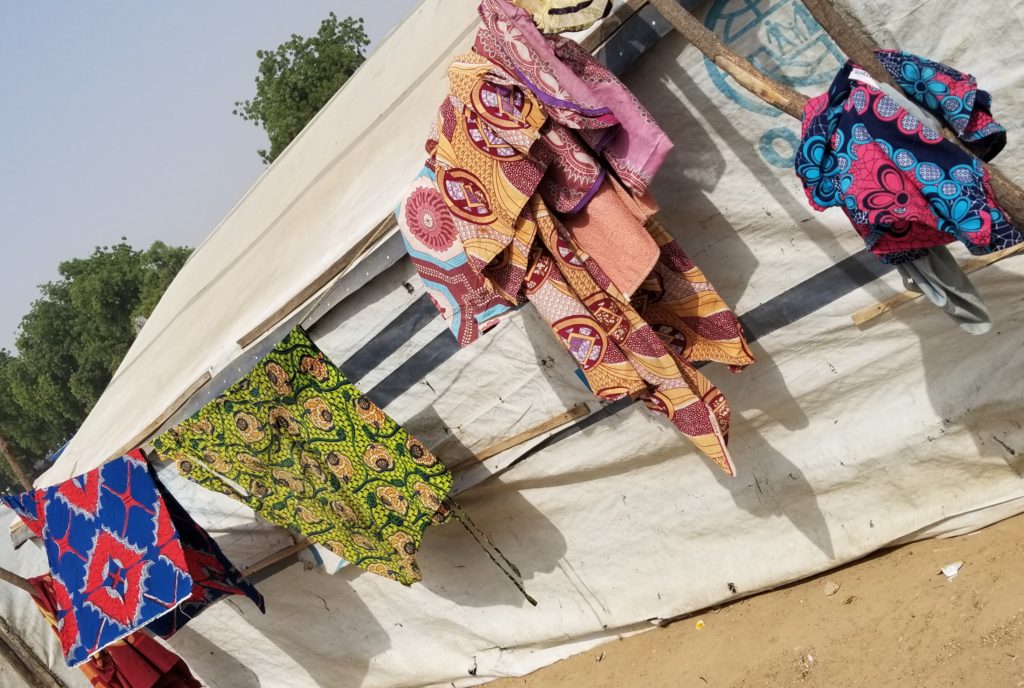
[795,50,1021,265]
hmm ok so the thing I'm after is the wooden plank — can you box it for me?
[851,244,1024,326]
[240,540,313,578]
[448,403,591,472]
[104,371,212,466]
[236,214,397,349]
[0,566,34,596]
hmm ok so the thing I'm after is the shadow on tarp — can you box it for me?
[709,342,835,559]
[636,45,762,309]
[416,479,569,609]
[893,263,1024,477]
[170,626,262,688]
[239,568,391,688]
[651,45,868,301]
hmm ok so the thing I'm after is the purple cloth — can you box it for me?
[475,0,673,195]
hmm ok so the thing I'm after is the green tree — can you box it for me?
[0,241,191,474]
[233,12,371,164]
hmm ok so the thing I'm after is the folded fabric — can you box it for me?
[875,50,1006,160]
[896,246,992,335]
[430,52,547,303]
[476,0,672,196]
[400,51,753,474]
[152,327,453,586]
[795,50,1022,264]
[513,0,611,34]
[143,470,265,638]
[3,451,195,666]
[398,165,517,346]
[525,199,752,473]
[28,574,202,688]
[562,176,660,296]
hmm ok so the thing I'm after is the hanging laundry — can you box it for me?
[562,177,660,297]
[29,574,203,688]
[3,452,185,666]
[896,247,992,334]
[795,50,1022,265]
[525,195,751,473]
[431,52,547,306]
[151,327,453,586]
[398,46,753,474]
[399,165,517,346]
[476,0,673,196]
[143,468,265,638]
[512,0,611,34]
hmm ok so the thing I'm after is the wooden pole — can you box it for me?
[799,0,1024,225]
[0,566,34,596]
[0,568,68,688]
[0,614,68,688]
[851,243,1024,326]
[646,0,808,118]
[0,435,33,491]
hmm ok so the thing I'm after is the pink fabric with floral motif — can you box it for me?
[475,0,673,195]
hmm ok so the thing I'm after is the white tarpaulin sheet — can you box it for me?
[6,1,1024,687]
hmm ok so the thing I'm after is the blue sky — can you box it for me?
[0,1,419,351]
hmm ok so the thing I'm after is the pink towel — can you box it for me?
[563,177,660,297]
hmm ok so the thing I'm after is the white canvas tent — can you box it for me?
[5,0,1024,686]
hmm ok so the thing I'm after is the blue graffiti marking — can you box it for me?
[759,127,802,168]
[704,0,844,117]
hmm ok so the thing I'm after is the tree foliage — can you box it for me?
[233,12,370,164]
[0,241,191,480]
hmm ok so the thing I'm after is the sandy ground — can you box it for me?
[493,514,1024,688]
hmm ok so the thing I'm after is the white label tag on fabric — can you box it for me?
[849,67,881,89]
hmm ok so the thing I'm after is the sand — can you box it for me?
[492,514,1024,688]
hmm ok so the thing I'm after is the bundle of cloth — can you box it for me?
[795,50,1023,333]
[397,0,755,476]
[3,449,265,683]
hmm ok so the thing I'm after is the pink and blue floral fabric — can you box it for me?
[795,50,1020,264]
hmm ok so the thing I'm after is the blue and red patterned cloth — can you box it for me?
[2,449,263,667]
[795,50,1022,264]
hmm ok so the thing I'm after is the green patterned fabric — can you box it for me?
[152,327,452,585]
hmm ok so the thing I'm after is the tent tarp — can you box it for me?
[7,0,1024,687]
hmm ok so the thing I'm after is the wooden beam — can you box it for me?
[447,403,591,472]
[236,215,398,350]
[0,614,68,688]
[103,370,212,471]
[851,244,1024,326]
[0,566,35,596]
[0,435,33,491]
[646,0,808,118]
[240,540,313,578]
[800,0,1024,226]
